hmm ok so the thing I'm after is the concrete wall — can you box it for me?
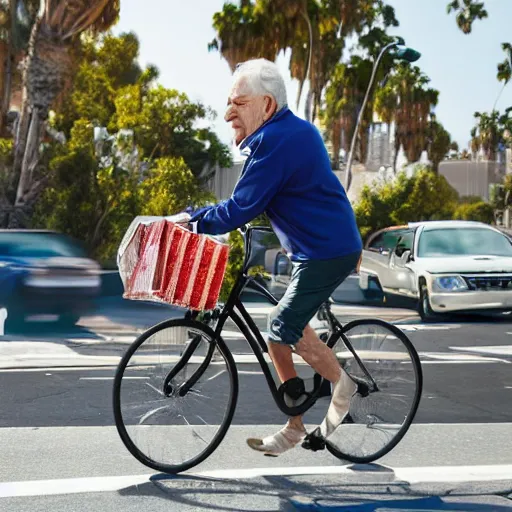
[438,160,505,201]
[207,161,244,201]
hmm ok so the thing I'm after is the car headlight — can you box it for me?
[433,276,468,292]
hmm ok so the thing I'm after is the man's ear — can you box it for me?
[263,95,277,121]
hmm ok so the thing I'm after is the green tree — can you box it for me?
[447,0,488,34]
[453,201,494,223]
[55,32,149,136]
[472,110,501,160]
[393,166,459,223]
[114,84,231,177]
[31,32,232,265]
[209,1,398,121]
[427,119,452,172]
[374,63,439,170]
[494,42,512,110]
[10,0,121,228]
[33,119,139,263]
[138,157,214,217]
[354,166,459,239]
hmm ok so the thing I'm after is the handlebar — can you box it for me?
[238,224,274,236]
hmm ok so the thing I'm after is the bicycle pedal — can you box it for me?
[301,427,326,452]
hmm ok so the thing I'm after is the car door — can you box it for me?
[364,228,407,289]
[387,229,416,292]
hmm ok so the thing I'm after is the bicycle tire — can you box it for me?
[113,318,239,474]
[325,318,423,464]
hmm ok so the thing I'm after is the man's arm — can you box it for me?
[193,134,290,235]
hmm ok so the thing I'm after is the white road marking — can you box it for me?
[1,464,512,498]
[0,366,118,373]
[196,463,512,483]
[398,324,462,332]
[450,345,512,357]
[206,369,226,382]
[1,349,507,370]
[420,360,501,365]
[79,377,148,381]
[420,352,508,363]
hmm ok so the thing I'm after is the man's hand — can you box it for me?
[176,221,191,230]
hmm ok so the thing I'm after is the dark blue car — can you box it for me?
[0,230,101,330]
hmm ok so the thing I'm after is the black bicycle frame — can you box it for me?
[173,226,378,416]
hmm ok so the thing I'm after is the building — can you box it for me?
[438,160,506,201]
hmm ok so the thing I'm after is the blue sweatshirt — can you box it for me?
[192,107,362,262]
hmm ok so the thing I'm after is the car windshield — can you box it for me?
[0,232,88,258]
[418,228,512,258]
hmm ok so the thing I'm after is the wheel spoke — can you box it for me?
[113,319,238,474]
[325,319,422,463]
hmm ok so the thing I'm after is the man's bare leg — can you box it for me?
[247,324,355,454]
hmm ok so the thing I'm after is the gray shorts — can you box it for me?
[267,251,361,346]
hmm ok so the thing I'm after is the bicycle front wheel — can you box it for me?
[326,319,422,463]
[113,318,238,474]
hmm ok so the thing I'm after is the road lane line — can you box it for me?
[1,464,512,498]
[79,377,148,381]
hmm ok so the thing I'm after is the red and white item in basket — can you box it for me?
[117,214,230,311]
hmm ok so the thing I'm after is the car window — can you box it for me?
[418,228,512,257]
[397,231,414,251]
[0,232,88,258]
[368,230,406,252]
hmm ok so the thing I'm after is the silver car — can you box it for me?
[359,220,512,320]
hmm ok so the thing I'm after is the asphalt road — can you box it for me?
[1,297,512,511]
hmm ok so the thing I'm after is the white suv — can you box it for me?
[359,220,512,320]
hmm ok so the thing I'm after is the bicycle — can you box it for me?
[113,225,423,474]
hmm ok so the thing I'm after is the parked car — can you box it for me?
[0,230,101,330]
[359,220,512,321]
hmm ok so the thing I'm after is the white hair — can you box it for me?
[234,58,288,111]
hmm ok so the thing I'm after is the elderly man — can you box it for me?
[189,58,363,456]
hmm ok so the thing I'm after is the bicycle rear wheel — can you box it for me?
[326,318,422,463]
[113,318,238,474]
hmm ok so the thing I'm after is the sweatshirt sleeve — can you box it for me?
[196,132,288,235]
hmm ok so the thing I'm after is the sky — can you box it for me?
[113,0,512,154]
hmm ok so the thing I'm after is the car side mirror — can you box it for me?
[395,244,406,257]
[395,244,412,260]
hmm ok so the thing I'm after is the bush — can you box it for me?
[453,201,494,224]
[354,166,459,241]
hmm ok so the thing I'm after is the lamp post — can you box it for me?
[344,38,421,192]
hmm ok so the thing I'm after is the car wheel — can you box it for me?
[418,283,438,322]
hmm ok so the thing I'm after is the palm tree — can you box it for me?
[10,0,120,226]
[427,119,452,172]
[209,2,278,72]
[209,0,396,123]
[0,0,39,137]
[375,63,439,171]
[447,0,488,34]
[472,110,500,161]
[321,11,399,168]
[494,42,512,110]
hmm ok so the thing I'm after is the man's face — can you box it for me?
[224,77,275,146]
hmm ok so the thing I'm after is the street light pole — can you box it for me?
[343,39,420,193]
